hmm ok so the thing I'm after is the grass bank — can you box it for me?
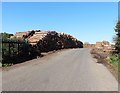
[109,54,120,69]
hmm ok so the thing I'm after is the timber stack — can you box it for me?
[12,30,83,52]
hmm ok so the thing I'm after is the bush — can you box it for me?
[109,54,120,69]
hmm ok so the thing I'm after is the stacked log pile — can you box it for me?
[83,44,95,48]
[95,41,113,51]
[15,32,27,39]
[13,30,83,52]
[26,31,48,45]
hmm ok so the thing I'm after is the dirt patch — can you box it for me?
[91,48,118,82]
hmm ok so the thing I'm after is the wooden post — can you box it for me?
[1,42,3,64]
[8,43,11,56]
[18,43,19,55]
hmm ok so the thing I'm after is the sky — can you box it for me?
[2,2,118,44]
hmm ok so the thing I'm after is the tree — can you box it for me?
[115,21,120,54]
[1,32,13,39]
[84,42,89,44]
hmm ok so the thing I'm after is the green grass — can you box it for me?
[2,63,13,67]
[109,54,120,69]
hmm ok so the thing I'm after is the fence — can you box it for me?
[2,39,38,65]
[2,40,29,57]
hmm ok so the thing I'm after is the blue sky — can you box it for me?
[2,2,118,44]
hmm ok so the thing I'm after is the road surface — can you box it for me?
[2,48,118,91]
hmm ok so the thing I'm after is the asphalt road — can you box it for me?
[2,48,118,91]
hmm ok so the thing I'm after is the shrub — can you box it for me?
[109,54,120,69]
